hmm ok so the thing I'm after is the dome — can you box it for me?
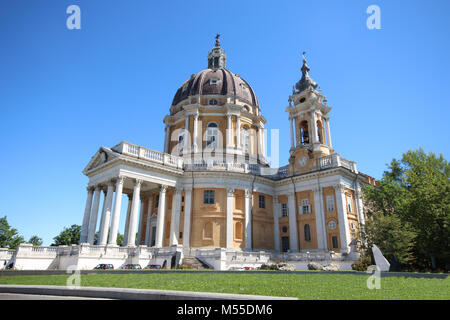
[171,68,259,108]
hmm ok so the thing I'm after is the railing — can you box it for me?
[112,142,357,178]
[112,141,184,170]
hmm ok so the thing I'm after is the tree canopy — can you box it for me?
[52,224,81,246]
[0,216,25,249]
[362,148,450,271]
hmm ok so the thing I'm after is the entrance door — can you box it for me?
[151,226,156,247]
[281,237,290,252]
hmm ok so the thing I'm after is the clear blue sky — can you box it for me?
[1,0,449,245]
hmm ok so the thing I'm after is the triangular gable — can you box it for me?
[83,147,117,174]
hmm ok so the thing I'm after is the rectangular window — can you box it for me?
[203,190,215,204]
[259,195,266,209]
[281,203,288,217]
[179,232,183,239]
[181,206,184,212]
[155,195,159,209]
[182,196,185,202]
[332,236,338,249]
[347,196,352,213]
[300,199,310,214]
[326,195,335,212]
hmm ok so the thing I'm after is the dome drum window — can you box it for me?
[205,122,218,149]
[209,99,218,105]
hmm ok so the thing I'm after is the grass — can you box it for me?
[0,272,448,300]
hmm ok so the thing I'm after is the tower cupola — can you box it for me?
[207,34,227,70]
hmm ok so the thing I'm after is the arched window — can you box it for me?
[241,126,250,153]
[205,122,218,149]
[300,120,309,145]
[304,224,311,242]
[178,127,185,154]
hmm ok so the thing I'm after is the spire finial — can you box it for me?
[294,50,318,94]
[208,34,226,69]
[215,33,221,47]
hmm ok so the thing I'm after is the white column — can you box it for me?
[184,116,190,152]
[325,116,333,149]
[335,184,351,253]
[80,187,94,243]
[98,182,114,245]
[164,125,170,153]
[109,176,124,245]
[355,182,365,225]
[287,192,298,251]
[244,189,252,250]
[261,127,266,157]
[136,196,145,245]
[144,196,153,246]
[97,189,107,244]
[313,187,327,250]
[226,114,232,148]
[236,115,241,148]
[169,188,182,246]
[123,195,132,245]
[226,188,235,249]
[311,111,319,144]
[192,113,199,152]
[155,185,168,248]
[258,126,263,155]
[87,186,102,244]
[126,179,142,246]
[273,195,281,252]
[182,187,192,248]
[289,116,295,149]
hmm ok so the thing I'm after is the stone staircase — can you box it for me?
[181,256,211,270]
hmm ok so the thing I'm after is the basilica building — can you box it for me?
[79,35,374,262]
[4,37,376,271]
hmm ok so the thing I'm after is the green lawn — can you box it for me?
[0,272,448,300]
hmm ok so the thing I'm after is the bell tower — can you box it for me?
[286,52,334,173]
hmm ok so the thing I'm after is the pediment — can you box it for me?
[83,147,117,174]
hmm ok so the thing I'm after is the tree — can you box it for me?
[116,233,124,246]
[362,148,450,271]
[0,216,25,249]
[28,235,43,246]
[361,214,416,264]
[52,224,81,246]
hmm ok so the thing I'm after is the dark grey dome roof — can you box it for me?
[171,68,259,107]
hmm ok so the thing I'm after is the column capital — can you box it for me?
[115,176,125,185]
[313,186,323,194]
[333,183,346,193]
[286,191,295,198]
[86,186,95,192]
[227,188,235,196]
[160,185,168,193]
[135,179,143,187]
[244,189,252,198]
